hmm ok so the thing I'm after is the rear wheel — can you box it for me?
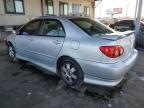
[59,58,84,87]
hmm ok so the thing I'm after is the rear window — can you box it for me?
[70,18,114,36]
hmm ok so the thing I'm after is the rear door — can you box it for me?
[32,19,65,66]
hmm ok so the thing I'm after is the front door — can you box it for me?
[15,19,42,60]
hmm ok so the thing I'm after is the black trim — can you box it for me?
[39,35,65,38]
[4,0,25,14]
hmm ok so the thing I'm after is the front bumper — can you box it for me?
[76,49,138,87]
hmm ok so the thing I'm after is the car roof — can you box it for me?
[34,16,89,20]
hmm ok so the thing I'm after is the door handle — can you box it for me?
[53,40,61,45]
[28,38,33,41]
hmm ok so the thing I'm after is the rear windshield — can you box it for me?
[70,18,114,36]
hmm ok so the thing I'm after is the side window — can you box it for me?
[40,19,65,37]
[20,20,41,35]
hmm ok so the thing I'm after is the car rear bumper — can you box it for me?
[76,49,138,87]
[84,74,123,87]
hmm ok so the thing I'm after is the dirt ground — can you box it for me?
[0,42,144,108]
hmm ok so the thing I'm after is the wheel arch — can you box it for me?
[7,41,15,47]
[56,55,83,74]
[7,41,17,54]
[7,41,12,46]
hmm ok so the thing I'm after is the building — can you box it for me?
[0,0,95,27]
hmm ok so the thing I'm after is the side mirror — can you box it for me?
[12,30,16,34]
[12,30,20,35]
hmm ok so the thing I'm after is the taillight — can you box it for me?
[100,45,124,58]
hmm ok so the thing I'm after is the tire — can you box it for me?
[8,44,17,62]
[59,58,84,87]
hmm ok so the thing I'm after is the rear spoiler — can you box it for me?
[117,31,134,39]
[100,31,134,41]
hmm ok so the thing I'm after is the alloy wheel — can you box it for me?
[61,62,77,85]
[8,46,16,61]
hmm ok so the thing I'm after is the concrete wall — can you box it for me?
[42,0,94,17]
[0,0,42,26]
[0,0,94,26]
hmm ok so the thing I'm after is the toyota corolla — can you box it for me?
[6,16,137,87]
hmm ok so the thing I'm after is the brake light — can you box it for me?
[100,45,124,58]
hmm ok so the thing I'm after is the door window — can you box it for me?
[40,19,65,37]
[20,20,41,35]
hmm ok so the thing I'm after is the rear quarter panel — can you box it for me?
[56,19,118,63]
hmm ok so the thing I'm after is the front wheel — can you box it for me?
[8,45,17,62]
[59,59,84,87]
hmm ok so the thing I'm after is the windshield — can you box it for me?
[70,18,114,36]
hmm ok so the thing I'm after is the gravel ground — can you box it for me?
[0,42,144,108]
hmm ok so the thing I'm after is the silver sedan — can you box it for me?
[6,16,138,87]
